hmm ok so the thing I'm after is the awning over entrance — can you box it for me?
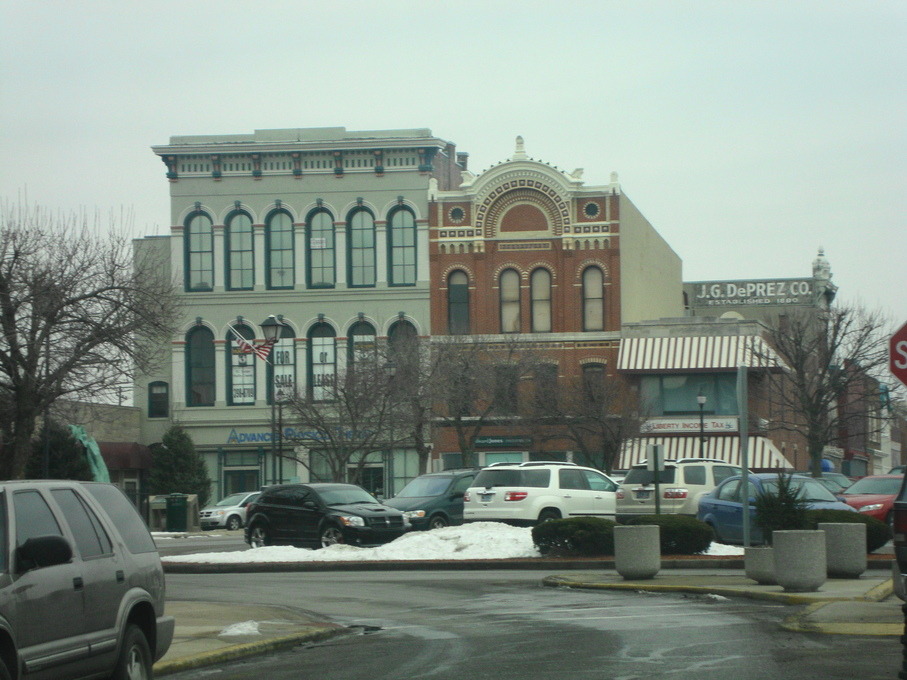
[619,436,792,470]
[617,335,782,372]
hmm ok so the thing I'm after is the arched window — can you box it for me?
[582,363,606,402]
[226,212,254,290]
[186,326,215,406]
[447,271,470,335]
[499,269,521,334]
[266,210,294,289]
[306,209,335,288]
[308,323,336,401]
[269,324,296,404]
[148,381,169,418]
[348,321,376,364]
[347,208,376,287]
[388,207,416,286]
[582,266,604,331]
[185,212,213,291]
[530,268,552,333]
[388,319,417,352]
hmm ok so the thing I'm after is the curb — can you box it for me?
[154,625,348,677]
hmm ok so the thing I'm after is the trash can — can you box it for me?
[165,493,188,532]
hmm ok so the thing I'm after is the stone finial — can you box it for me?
[513,135,528,160]
[570,168,584,179]
[812,247,832,280]
[610,171,619,184]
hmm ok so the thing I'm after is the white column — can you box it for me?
[376,220,388,285]
[334,222,347,288]
[253,224,266,289]
[294,223,306,288]
[213,225,225,290]
[171,342,186,408]
[214,342,227,406]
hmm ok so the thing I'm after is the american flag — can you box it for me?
[229,326,277,361]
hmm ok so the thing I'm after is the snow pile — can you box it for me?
[161,522,743,564]
[220,621,261,636]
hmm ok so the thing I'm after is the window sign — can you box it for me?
[272,337,296,402]
[311,335,335,401]
[310,237,327,249]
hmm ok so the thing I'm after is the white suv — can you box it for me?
[463,462,619,526]
[616,458,743,521]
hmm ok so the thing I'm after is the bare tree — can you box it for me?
[524,368,646,473]
[0,202,180,480]
[280,351,405,485]
[430,335,546,468]
[759,304,891,476]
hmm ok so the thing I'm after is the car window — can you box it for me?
[473,469,551,488]
[84,483,157,554]
[451,476,474,494]
[396,476,453,498]
[216,493,249,507]
[317,487,379,506]
[284,488,312,507]
[623,467,677,485]
[0,493,6,572]
[683,466,706,485]
[51,488,113,559]
[843,477,902,496]
[716,480,740,502]
[584,470,616,492]
[559,469,589,490]
[14,490,63,547]
[713,466,741,485]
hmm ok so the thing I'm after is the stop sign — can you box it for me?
[891,321,907,388]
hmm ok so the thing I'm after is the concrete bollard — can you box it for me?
[818,522,866,578]
[614,524,660,580]
[744,546,776,585]
[773,530,826,592]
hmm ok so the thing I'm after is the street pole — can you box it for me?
[259,315,285,487]
[697,391,707,458]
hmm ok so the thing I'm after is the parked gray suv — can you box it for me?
[0,480,173,679]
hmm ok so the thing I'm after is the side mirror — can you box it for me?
[16,535,73,573]
[302,500,318,510]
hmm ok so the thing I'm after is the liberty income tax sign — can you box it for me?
[891,321,907,388]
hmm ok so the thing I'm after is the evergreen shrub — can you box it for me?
[753,473,810,544]
[805,509,891,553]
[531,517,616,556]
[623,514,714,554]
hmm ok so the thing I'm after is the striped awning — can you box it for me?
[617,335,782,372]
[618,436,792,470]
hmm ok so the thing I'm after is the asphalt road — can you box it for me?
[163,570,901,680]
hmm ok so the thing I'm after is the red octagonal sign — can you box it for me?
[891,321,907,388]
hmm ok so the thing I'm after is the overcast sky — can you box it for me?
[2,1,904,325]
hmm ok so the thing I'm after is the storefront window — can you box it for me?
[640,373,739,416]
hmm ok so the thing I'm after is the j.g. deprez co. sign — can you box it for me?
[692,279,814,307]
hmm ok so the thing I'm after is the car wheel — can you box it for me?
[537,509,561,524]
[111,624,152,680]
[428,514,449,530]
[226,515,242,531]
[887,512,894,531]
[320,525,345,548]
[248,524,271,548]
[707,521,725,544]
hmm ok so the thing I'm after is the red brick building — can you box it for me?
[427,138,682,468]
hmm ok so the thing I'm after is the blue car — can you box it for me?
[697,473,856,544]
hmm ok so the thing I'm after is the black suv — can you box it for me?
[244,483,408,549]
[384,469,479,530]
[0,480,173,679]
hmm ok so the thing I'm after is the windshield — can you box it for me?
[763,478,837,502]
[623,467,677,485]
[395,476,452,498]
[843,477,902,496]
[216,493,251,507]
[319,487,380,506]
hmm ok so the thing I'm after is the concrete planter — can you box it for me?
[744,546,775,585]
[818,522,866,578]
[614,524,660,580]
[772,530,826,592]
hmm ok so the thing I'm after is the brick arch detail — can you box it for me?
[477,186,570,238]
[491,263,527,285]
[526,262,557,283]
[440,264,476,287]
[578,357,609,366]
[574,259,610,283]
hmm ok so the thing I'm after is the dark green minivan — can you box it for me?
[385,469,479,530]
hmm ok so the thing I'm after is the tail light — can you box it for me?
[504,491,528,502]
[616,490,625,500]
[463,491,472,502]
[893,505,907,544]
[663,488,688,499]
[246,502,258,515]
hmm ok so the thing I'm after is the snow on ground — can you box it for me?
[158,522,744,564]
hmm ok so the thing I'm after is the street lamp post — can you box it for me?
[259,315,285,485]
[697,391,707,458]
